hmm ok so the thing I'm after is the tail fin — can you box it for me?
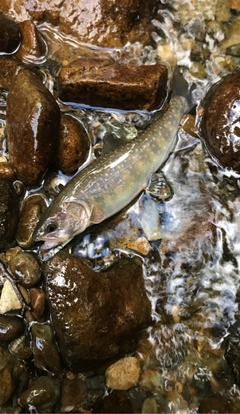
[171,67,196,111]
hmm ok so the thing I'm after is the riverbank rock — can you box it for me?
[58,59,168,110]
[0,163,20,250]
[200,70,240,173]
[1,0,158,49]
[43,251,151,371]
[6,69,61,185]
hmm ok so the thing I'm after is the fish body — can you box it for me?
[34,95,188,250]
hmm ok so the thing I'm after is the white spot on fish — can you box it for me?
[109,151,130,169]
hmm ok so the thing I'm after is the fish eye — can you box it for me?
[46,222,57,233]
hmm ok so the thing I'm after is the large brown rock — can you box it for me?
[58,58,168,110]
[1,0,158,49]
[6,69,61,185]
[0,57,22,89]
[43,251,151,371]
[201,70,240,173]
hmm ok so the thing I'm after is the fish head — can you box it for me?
[33,199,92,250]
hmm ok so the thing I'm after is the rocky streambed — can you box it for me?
[1,0,240,413]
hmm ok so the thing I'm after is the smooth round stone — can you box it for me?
[19,376,60,411]
[9,252,41,288]
[201,70,240,173]
[0,315,25,342]
[0,14,21,55]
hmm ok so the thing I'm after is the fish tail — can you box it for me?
[171,67,196,111]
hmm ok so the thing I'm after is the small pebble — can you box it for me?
[9,252,41,288]
[105,357,141,390]
[19,376,61,411]
[0,314,25,342]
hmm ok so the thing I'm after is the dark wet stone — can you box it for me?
[9,252,41,288]
[6,69,61,185]
[201,70,240,173]
[43,251,152,371]
[0,14,21,55]
[31,323,63,374]
[92,389,134,413]
[19,376,61,411]
[1,0,158,49]
[54,114,89,174]
[9,334,32,360]
[58,58,168,110]
[30,288,46,321]
[60,377,87,407]
[198,395,230,413]
[0,57,22,89]
[226,43,240,57]
[0,315,25,342]
[0,166,20,250]
[16,194,47,249]
[15,20,46,63]
[0,345,19,405]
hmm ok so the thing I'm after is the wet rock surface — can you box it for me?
[54,114,89,174]
[0,164,20,250]
[19,376,60,411]
[16,194,47,249]
[0,57,22,89]
[201,70,240,173]
[43,251,151,370]
[31,323,63,374]
[1,0,157,49]
[0,14,21,55]
[6,69,60,185]
[0,345,20,405]
[58,59,168,110]
[105,357,141,390]
[9,252,41,288]
[15,20,46,63]
[0,315,25,342]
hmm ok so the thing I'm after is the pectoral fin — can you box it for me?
[90,204,105,224]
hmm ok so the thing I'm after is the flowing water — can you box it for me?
[2,0,240,412]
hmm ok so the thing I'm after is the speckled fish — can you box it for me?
[33,94,189,251]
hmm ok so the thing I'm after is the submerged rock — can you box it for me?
[1,0,158,49]
[58,58,168,110]
[105,357,141,390]
[6,69,60,185]
[43,251,151,370]
[200,70,240,173]
[0,14,21,55]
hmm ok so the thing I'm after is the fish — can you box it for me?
[33,93,189,251]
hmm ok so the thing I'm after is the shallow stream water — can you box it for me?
[2,1,240,412]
